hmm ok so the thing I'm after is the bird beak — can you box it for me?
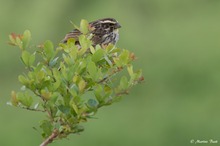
[115,23,121,29]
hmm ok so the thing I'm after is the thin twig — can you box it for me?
[39,129,59,146]
[20,106,46,112]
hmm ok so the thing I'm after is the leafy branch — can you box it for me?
[8,19,144,146]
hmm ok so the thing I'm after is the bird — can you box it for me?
[61,18,121,47]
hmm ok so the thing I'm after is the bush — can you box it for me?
[8,19,144,146]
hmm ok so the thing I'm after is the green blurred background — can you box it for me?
[1,0,220,146]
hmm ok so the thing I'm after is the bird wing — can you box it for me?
[61,29,82,43]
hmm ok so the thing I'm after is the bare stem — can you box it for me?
[39,129,59,146]
[20,106,46,112]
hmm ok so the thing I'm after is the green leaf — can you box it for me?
[49,57,59,67]
[17,92,33,107]
[67,38,76,46]
[22,30,31,49]
[80,19,89,34]
[40,120,52,138]
[76,59,87,74]
[34,103,39,109]
[11,91,18,106]
[52,68,61,91]
[21,51,31,66]
[111,48,121,54]
[58,105,70,114]
[36,70,45,82]
[15,37,23,49]
[69,46,78,60]
[92,49,105,63]
[87,61,97,80]
[69,84,78,97]
[94,84,103,102]
[62,54,71,65]
[18,75,29,85]
[104,85,113,98]
[95,45,102,50]
[78,35,91,54]
[29,53,35,66]
[120,76,129,90]
[34,63,44,72]
[127,64,134,76]
[90,46,95,54]
[120,50,129,65]
[44,40,54,60]
[113,57,122,67]
[9,34,16,45]
[78,78,86,93]
[49,93,59,104]
[41,89,52,100]
[87,99,98,109]
[47,104,58,118]
[70,100,79,114]
[105,44,115,53]
[20,51,35,67]
[104,55,113,66]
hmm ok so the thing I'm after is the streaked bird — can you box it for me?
[61,18,121,46]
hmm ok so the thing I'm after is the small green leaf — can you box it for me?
[44,40,54,60]
[104,85,112,97]
[120,76,129,90]
[69,46,78,60]
[127,64,134,76]
[41,89,52,100]
[21,51,30,66]
[34,103,39,109]
[53,80,61,91]
[90,46,95,54]
[92,49,105,63]
[49,105,58,118]
[94,84,103,102]
[105,44,115,53]
[58,105,70,114]
[29,53,35,66]
[40,120,52,138]
[76,59,87,74]
[113,57,122,67]
[11,91,18,106]
[87,61,97,80]
[87,99,98,109]
[18,75,29,85]
[69,84,78,97]
[120,50,129,65]
[36,70,45,82]
[78,78,86,93]
[49,93,59,104]
[34,63,44,72]
[70,100,79,114]
[9,34,16,45]
[78,35,91,54]
[111,47,121,54]
[20,51,35,67]
[17,92,33,107]
[49,57,59,67]
[104,55,113,66]
[15,37,23,49]
[62,54,71,65]
[80,19,89,34]
[67,38,76,46]
[22,30,31,49]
